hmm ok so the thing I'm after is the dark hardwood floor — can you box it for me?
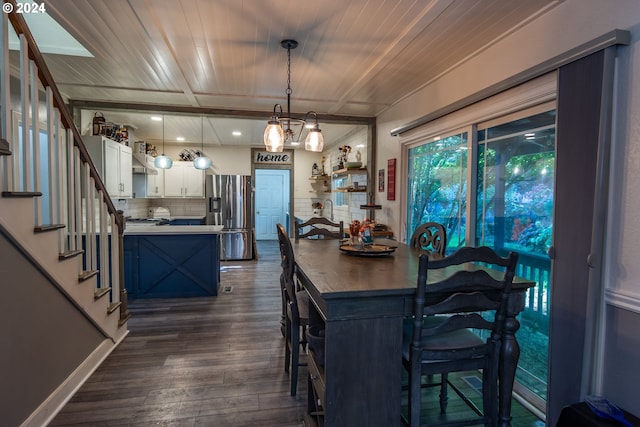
[50,240,544,427]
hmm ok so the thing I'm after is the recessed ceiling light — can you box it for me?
[232,131,242,136]
[176,137,185,142]
[525,133,535,137]
[151,116,162,121]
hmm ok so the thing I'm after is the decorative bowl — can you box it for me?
[344,161,362,169]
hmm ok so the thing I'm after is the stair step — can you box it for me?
[0,138,10,155]
[94,287,110,300]
[118,312,131,327]
[78,270,99,282]
[59,249,84,260]
[107,301,121,314]
[34,224,66,233]
[2,191,42,198]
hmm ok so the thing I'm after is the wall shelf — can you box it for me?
[332,167,367,176]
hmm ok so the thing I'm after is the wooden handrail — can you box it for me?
[5,0,123,231]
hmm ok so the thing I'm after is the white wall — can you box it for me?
[375,0,640,416]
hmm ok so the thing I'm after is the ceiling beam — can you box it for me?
[68,99,376,126]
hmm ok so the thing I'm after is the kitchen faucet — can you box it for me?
[323,199,334,220]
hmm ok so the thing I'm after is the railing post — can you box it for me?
[117,210,130,325]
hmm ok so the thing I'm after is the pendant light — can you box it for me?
[264,39,324,152]
[264,104,285,152]
[304,111,324,152]
[193,115,212,170]
[154,114,173,169]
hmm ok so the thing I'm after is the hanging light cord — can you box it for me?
[285,44,293,136]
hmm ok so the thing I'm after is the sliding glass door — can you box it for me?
[476,110,555,408]
[406,108,556,411]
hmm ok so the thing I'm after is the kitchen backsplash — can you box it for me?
[113,198,206,218]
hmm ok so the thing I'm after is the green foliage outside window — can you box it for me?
[407,133,468,252]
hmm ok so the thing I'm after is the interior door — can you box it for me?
[255,169,289,240]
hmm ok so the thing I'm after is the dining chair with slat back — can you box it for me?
[402,246,519,427]
[276,223,309,396]
[295,216,344,240]
[409,222,447,257]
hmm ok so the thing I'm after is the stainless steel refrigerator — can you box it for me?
[205,175,254,260]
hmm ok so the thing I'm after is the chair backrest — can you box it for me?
[411,246,519,355]
[295,216,344,240]
[409,222,447,257]
[409,222,447,256]
[276,223,299,318]
[276,223,294,277]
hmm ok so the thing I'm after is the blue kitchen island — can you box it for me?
[124,225,223,299]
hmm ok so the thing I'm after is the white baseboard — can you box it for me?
[21,331,129,427]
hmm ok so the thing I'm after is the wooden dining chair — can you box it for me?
[409,222,447,257]
[276,223,309,396]
[295,216,344,240]
[402,246,518,427]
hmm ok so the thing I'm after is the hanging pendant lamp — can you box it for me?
[264,104,285,152]
[264,39,324,152]
[154,114,173,169]
[304,111,324,152]
[193,115,212,169]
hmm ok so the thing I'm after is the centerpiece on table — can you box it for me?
[348,219,375,248]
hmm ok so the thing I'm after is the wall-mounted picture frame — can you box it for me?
[387,159,396,200]
[378,169,385,192]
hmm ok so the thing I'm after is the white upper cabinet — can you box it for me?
[146,169,164,198]
[163,161,204,198]
[85,136,132,198]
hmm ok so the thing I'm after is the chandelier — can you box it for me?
[264,39,324,153]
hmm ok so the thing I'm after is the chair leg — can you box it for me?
[284,317,291,373]
[289,323,300,396]
[408,369,421,427]
[300,324,307,350]
[439,373,449,414]
[483,363,499,427]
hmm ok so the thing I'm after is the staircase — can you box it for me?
[1,2,129,426]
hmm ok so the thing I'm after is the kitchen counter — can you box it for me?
[124,225,223,235]
[123,227,221,298]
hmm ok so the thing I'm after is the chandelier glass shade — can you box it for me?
[304,113,324,152]
[264,39,324,153]
[154,114,173,169]
[264,107,285,153]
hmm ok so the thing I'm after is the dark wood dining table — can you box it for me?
[292,238,536,427]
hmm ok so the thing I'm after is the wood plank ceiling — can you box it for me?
[37,0,562,147]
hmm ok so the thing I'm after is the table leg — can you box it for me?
[499,315,522,427]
